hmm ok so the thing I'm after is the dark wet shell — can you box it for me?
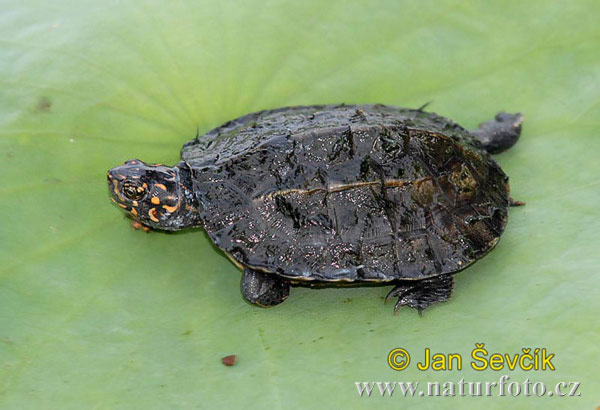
[182,104,510,282]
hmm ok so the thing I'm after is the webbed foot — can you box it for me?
[385,275,454,314]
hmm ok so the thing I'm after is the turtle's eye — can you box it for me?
[122,181,146,200]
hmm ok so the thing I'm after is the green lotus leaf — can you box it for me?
[1,1,598,408]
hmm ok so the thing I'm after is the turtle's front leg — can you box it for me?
[386,275,454,315]
[240,267,290,307]
[131,220,152,233]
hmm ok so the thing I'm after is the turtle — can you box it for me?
[107,104,524,313]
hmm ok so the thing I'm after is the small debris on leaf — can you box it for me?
[221,355,237,367]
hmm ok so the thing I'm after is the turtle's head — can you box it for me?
[107,159,200,231]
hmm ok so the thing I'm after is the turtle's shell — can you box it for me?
[182,104,510,282]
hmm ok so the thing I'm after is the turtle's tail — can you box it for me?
[470,112,524,154]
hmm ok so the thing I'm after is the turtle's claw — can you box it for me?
[392,292,423,316]
[385,284,413,304]
[388,285,417,314]
[509,197,526,207]
[393,299,405,315]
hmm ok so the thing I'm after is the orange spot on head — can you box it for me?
[155,183,167,191]
[151,197,160,205]
[149,208,159,222]
[162,204,178,213]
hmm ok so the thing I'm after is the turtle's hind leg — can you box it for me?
[469,112,524,154]
[241,267,290,307]
[386,275,454,315]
